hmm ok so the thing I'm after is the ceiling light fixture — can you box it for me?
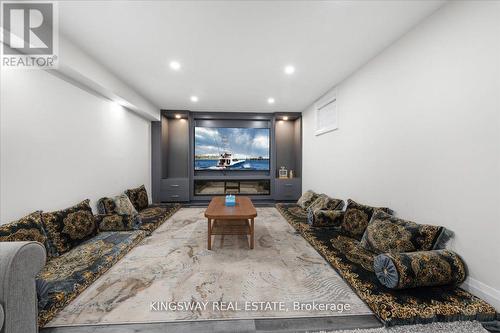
[284,65,295,75]
[190,96,199,103]
[283,116,289,121]
[175,114,181,119]
[169,61,181,71]
[267,97,275,104]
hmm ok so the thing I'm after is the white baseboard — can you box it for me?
[462,277,500,312]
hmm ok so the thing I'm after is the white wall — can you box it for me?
[302,1,500,309]
[0,68,152,222]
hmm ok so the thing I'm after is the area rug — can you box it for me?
[46,208,373,327]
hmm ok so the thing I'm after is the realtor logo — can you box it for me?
[1,1,58,68]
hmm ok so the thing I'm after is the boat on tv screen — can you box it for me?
[194,127,270,171]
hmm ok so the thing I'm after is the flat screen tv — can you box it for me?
[194,127,270,171]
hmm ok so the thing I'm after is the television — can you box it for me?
[194,127,270,171]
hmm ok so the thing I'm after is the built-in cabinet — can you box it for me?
[151,111,302,203]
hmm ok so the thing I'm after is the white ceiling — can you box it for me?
[59,1,445,112]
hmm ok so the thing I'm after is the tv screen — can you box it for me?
[194,127,270,171]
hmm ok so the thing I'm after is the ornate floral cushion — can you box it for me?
[308,194,344,212]
[340,199,393,240]
[95,214,141,231]
[360,210,449,254]
[41,200,97,254]
[307,209,344,228]
[113,194,138,216]
[296,190,319,210]
[125,185,149,211]
[0,211,56,257]
[374,250,467,289]
[96,197,117,214]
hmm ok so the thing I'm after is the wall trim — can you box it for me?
[462,277,500,311]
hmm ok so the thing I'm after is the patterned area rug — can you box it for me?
[46,208,373,327]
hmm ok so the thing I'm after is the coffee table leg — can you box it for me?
[250,218,254,249]
[207,218,212,250]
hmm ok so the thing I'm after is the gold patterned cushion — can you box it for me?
[308,194,344,211]
[125,185,149,211]
[360,210,447,254]
[374,250,466,289]
[95,214,140,231]
[296,190,319,210]
[41,200,97,254]
[96,197,117,214]
[0,211,55,257]
[307,209,344,228]
[340,199,393,240]
[113,194,138,216]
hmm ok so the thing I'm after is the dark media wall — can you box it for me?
[151,110,302,203]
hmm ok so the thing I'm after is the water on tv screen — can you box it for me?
[194,127,270,171]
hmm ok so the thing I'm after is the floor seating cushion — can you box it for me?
[137,204,181,234]
[292,191,344,221]
[98,192,181,234]
[360,210,452,254]
[374,250,467,290]
[41,200,98,255]
[276,203,496,326]
[113,194,138,216]
[95,213,142,232]
[125,185,149,211]
[0,211,55,257]
[307,209,345,228]
[340,199,393,240]
[37,230,146,327]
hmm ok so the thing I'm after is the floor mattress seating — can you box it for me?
[37,230,147,327]
[0,184,181,329]
[36,199,182,327]
[97,185,181,235]
[275,202,496,326]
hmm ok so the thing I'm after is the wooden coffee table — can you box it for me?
[204,196,257,250]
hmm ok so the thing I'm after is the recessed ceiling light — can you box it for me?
[190,96,199,103]
[169,61,181,71]
[267,97,275,104]
[175,114,181,119]
[283,116,289,121]
[284,65,295,75]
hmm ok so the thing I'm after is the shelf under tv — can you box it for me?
[194,179,271,196]
[193,175,271,180]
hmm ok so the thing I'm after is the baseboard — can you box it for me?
[462,277,500,312]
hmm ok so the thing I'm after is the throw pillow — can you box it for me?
[96,197,117,214]
[307,209,344,228]
[125,185,149,211]
[308,194,344,211]
[360,209,449,254]
[96,213,142,231]
[340,199,393,240]
[41,199,97,254]
[296,190,319,210]
[0,211,56,257]
[114,194,138,216]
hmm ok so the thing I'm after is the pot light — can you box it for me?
[190,96,199,103]
[284,65,295,75]
[267,97,275,104]
[283,116,289,121]
[175,114,182,119]
[169,61,181,71]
